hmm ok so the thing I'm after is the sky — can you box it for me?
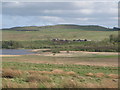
[1,1,119,28]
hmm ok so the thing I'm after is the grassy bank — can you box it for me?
[2,61,119,88]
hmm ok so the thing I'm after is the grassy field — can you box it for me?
[2,24,118,41]
[2,25,119,88]
[2,61,119,88]
[2,25,119,52]
[2,30,118,41]
[2,51,119,88]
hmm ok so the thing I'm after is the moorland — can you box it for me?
[1,24,119,88]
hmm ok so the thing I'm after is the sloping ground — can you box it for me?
[2,24,114,31]
[2,29,118,41]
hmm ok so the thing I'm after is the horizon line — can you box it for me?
[1,24,116,29]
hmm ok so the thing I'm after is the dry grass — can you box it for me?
[39,82,56,88]
[2,80,22,88]
[26,74,51,82]
[51,69,65,74]
[2,69,23,78]
[2,68,118,88]
[107,74,119,79]
[28,70,77,76]
[28,82,39,88]
[66,71,76,76]
[61,79,81,88]
[86,72,109,78]
[82,83,100,88]
[94,73,104,78]
[28,70,52,75]
[86,73,94,77]
[2,80,39,88]
[52,69,77,76]
[100,79,118,88]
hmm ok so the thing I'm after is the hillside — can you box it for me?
[2,24,114,31]
[2,24,118,41]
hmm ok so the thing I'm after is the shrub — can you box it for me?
[2,41,22,49]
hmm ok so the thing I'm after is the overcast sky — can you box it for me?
[1,1,118,28]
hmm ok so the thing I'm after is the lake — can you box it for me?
[0,49,36,55]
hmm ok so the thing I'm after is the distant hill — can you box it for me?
[2,24,118,41]
[1,24,116,31]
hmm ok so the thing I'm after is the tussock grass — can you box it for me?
[2,80,22,88]
[2,80,39,88]
[81,83,100,88]
[39,82,56,88]
[26,74,51,82]
[52,69,65,74]
[107,74,119,79]
[2,62,118,88]
[28,70,52,75]
[100,79,118,88]
[65,71,76,76]
[28,69,77,76]
[94,73,105,78]
[86,72,119,79]
[86,73,94,77]
[2,69,23,78]
[61,79,81,88]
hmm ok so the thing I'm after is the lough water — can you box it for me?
[0,49,36,55]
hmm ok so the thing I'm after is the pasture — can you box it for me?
[2,25,119,88]
[2,51,119,88]
[2,29,118,41]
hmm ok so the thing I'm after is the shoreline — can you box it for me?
[0,55,22,57]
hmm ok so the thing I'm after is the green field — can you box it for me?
[2,29,118,41]
[2,25,118,41]
[2,53,119,88]
[3,63,118,88]
[2,25,119,88]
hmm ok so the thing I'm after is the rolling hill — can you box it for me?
[2,24,115,31]
[2,24,118,41]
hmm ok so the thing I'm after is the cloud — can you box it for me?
[1,1,118,28]
[80,9,93,15]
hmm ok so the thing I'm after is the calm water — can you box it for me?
[0,49,36,55]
